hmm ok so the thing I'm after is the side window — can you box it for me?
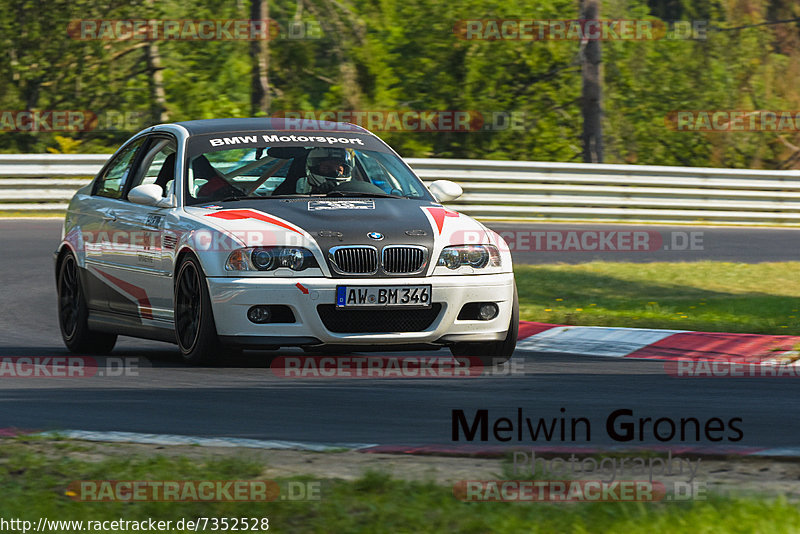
[127,138,177,198]
[357,151,396,193]
[94,138,146,199]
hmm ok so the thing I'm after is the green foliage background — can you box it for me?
[1,0,800,168]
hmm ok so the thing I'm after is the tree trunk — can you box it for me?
[250,0,270,115]
[142,0,168,124]
[580,0,603,163]
[144,42,169,123]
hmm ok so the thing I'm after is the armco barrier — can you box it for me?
[2,154,800,224]
[407,158,800,224]
[0,154,106,212]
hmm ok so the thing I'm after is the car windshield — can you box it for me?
[185,145,431,205]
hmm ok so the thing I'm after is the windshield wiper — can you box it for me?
[218,194,264,202]
[324,191,406,199]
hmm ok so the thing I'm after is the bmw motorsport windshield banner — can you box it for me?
[186,130,391,158]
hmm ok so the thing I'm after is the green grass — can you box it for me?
[0,210,64,218]
[1,438,799,533]
[516,261,800,335]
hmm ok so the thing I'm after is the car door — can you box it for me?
[82,136,148,312]
[103,135,177,323]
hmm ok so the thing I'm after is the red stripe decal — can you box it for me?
[205,209,303,235]
[424,207,460,234]
[94,269,154,320]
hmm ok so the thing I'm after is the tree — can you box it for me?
[250,0,270,115]
[580,0,603,163]
[144,0,169,123]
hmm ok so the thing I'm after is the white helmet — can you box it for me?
[306,147,353,186]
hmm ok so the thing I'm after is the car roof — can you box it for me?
[171,118,371,136]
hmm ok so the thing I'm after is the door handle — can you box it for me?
[102,211,117,222]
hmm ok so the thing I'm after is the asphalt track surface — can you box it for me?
[1,219,799,450]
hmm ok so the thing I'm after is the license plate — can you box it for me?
[336,285,432,308]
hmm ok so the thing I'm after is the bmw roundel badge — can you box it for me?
[367,232,384,240]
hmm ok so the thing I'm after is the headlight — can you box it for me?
[225,247,319,272]
[437,245,501,270]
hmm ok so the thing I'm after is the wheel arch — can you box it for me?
[54,242,78,284]
[174,246,201,278]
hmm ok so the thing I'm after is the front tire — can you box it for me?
[57,253,117,354]
[449,283,519,367]
[175,255,222,364]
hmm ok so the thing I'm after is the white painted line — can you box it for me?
[517,326,686,357]
[37,430,377,452]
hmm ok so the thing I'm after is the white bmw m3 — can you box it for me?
[55,118,518,364]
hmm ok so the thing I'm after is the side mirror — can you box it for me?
[129,184,172,208]
[428,180,463,202]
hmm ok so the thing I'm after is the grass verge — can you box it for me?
[1,437,799,533]
[0,210,64,218]
[516,261,800,335]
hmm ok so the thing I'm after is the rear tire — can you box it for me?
[57,253,117,354]
[449,283,519,367]
[175,255,222,364]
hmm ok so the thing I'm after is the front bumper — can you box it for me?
[206,272,515,347]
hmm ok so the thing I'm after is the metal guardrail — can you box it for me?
[3,154,800,224]
[0,154,107,212]
[409,158,800,224]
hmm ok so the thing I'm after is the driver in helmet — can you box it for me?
[297,147,353,194]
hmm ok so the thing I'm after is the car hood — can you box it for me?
[184,197,491,253]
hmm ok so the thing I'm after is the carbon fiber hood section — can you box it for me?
[201,198,441,278]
